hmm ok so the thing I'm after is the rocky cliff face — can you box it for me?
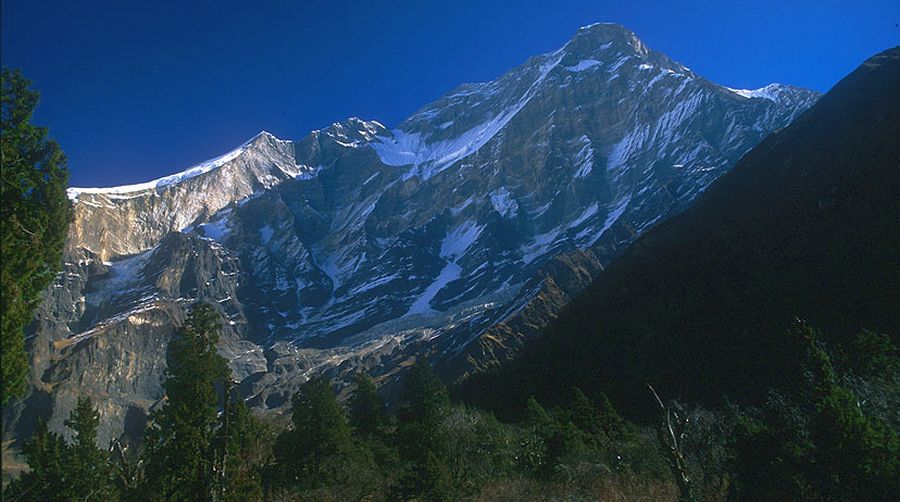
[5,23,819,445]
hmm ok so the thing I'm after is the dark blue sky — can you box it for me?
[3,0,898,188]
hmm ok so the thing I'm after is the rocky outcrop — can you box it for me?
[442,249,605,381]
[66,132,307,260]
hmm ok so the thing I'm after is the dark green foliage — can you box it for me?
[445,407,516,492]
[563,388,602,438]
[541,421,588,479]
[61,396,119,500]
[349,372,388,440]
[394,359,454,501]
[3,398,117,501]
[729,325,900,501]
[1,68,71,403]
[348,372,398,475]
[517,397,554,473]
[524,396,553,429]
[9,327,889,502]
[215,394,267,501]
[809,385,899,500]
[286,377,353,461]
[559,387,626,445]
[141,303,230,501]
[843,330,898,376]
[516,392,649,485]
[3,420,66,500]
[266,376,368,496]
[593,392,627,440]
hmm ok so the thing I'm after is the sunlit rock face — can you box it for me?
[6,23,818,445]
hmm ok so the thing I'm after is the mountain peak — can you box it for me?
[253,130,277,141]
[557,22,692,79]
[321,117,387,147]
[576,22,634,36]
[567,22,647,57]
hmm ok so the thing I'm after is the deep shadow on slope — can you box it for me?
[459,47,900,420]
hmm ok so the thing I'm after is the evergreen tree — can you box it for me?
[347,372,398,474]
[565,387,602,437]
[730,323,900,501]
[524,396,553,430]
[141,303,230,501]
[2,420,66,501]
[810,384,899,500]
[348,372,388,440]
[519,397,554,473]
[2,398,116,501]
[593,391,627,441]
[267,376,355,491]
[1,68,71,403]
[556,388,628,470]
[61,396,118,500]
[843,330,898,376]
[394,359,453,501]
[541,421,586,479]
[216,393,265,501]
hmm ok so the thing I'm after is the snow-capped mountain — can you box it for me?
[8,23,819,444]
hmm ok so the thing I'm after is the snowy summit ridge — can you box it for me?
[66,130,280,200]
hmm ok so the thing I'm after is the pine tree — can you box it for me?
[348,372,388,440]
[61,396,118,500]
[810,383,900,499]
[2,398,116,501]
[566,387,602,437]
[730,323,900,501]
[843,330,898,376]
[1,68,71,403]
[519,396,554,473]
[2,420,66,501]
[347,372,399,474]
[394,359,454,501]
[141,303,230,501]
[541,421,585,479]
[561,387,627,451]
[216,393,265,501]
[594,391,627,441]
[524,396,553,430]
[268,376,355,491]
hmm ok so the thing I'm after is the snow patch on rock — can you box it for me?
[372,49,566,180]
[572,135,595,178]
[489,187,519,218]
[565,59,603,72]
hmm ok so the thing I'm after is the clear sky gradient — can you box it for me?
[3,0,898,188]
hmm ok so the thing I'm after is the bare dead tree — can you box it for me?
[648,384,696,502]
